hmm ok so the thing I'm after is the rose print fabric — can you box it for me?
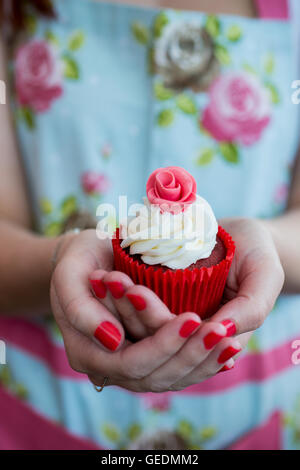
[1,0,300,450]
[201,72,271,145]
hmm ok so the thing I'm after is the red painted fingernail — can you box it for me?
[221,319,236,337]
[126,294,147,311]
[106,281,125,299]
[94,321,121,351]
[179,320,200,338]
[89,279,107,299]
[218,364,234,373]
[218,346,241,364]
[203,331,225,350]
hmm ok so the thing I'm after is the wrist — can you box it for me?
[50,229,80,272]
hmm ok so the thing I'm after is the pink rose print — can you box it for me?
[201,72,271,146]
[274,183,288,205]
[15,40,63,113]
[81,171,111,195]
[101,143,113,159]
[143,393,171,412]
[146,166,197,213]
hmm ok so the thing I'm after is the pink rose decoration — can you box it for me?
[146,166,197,213]
[81,171,110,195]
[143,393,171,412]
[201,72,271,146]
[15,40,63,113]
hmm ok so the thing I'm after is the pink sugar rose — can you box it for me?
[146,166,197,213]
[15,40,63,113]
[201,72,271,146]
[81,171,111,195]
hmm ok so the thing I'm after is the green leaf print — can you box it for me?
[14,383,29,400]
[62,55,80,80]
[205,15,221,38]
[102,423,120,443]
[199,426,217,441]
[40,198,53,215]
[247,334,260,353]
[131,22,150,45]
[44,221,63,237]
[157,109,175,127]
[265,82,280,104]
[60,196,77,218]
[153,11,169,38]
[219,142,239,164]
[264,53,275,75]
[0,365,13,387]
[18,107,36,130]
[154,82,174,101]
[226,24,242,42]
[177,420,194,441]
[147,46,155,74]
[45,30,60,47]
[195,148,215,166]
[242,63,257,75]
[127,423,142,441]
[25,14,37,35]
[214,44,231,65]
[176,94,197,115]
[68,31,85,51]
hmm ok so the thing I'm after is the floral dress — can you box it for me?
[1,0,300,450]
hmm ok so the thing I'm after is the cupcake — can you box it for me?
[112,166,235,319]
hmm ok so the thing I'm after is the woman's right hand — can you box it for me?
[50,229,242,393]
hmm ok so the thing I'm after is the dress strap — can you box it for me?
[254,0,289,20]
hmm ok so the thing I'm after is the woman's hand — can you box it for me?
[210,217,285,335]
[50,229,242,392]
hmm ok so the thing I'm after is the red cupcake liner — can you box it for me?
[112,226,235,320]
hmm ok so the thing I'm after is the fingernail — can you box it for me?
[218,345,241,364]
[218,364,234,373]
[179,320,200,338]
[203,330,225,350]
[106,281,125,299]
[126,294,147,311]
[89,279,107,299]
[94,321,121,351]
[221,319,236,337]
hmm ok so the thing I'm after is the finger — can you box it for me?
[102,270,175,338]
[210,256,284,335]
[124,284,176,334]
[172,336,243,390]
[101,271,148,338]
[53,259,125,351]
[113,312,202,381]
[141,320,228,390]
[89,269,120,319]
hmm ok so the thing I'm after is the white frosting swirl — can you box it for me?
[120,196,218,269]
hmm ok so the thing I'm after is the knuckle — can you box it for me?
[119,355,144,381]
[127,366,144,381]
[251,308,265,330]
[146,382,165,393]
[64,297,80,328]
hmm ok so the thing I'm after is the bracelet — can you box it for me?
[51,228,81,272]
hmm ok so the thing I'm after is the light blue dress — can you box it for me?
[1,0,300,450]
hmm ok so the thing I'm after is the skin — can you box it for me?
[0,0,298,392]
